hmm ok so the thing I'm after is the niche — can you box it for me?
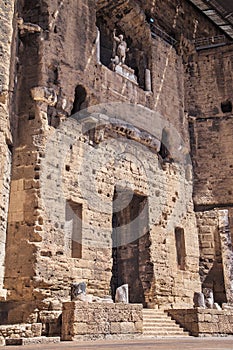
[175,227,186,270]
[96,4,151,90]
[66,200,82,258]
[71,85,87,115]
[221,100,232,114]
[158,128,171,161]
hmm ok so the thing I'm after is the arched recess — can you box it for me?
[96,0,152,89]
[71,85,87,115]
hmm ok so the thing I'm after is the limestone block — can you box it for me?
[39,311,61,324]
[0,336,5,346]
[135,321,143,332]
[31,324,42,337]
[120,322,135,334]
[73,322,88,335]
[110,322,121,334]
[31,87,57,106]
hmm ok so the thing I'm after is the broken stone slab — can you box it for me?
[17,18,42,35]
[31,86,57,106]
[71,282,86,301]
[213,302,221,310]
[115,64,138,85]
[115,284,129,303]
[39,311,62,324]
[74,294,93,302]
[5,336,60,346]
[92,295,114,303]
[222,303,233,310]
[203,288,214,309]
[193,292,205,308]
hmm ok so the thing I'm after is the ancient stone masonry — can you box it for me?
[0,0,233,342]
[0,0,15,300]
[62,302,143,341]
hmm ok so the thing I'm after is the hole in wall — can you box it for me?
[71,85,87,115]
[221,100,232,114]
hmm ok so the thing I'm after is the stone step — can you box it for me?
[143,322,184,328]
[143,316,177,321]
[142,309,166,316]
[143,326,184,332]
[143,330,189,337]
[143,332,189,337]
[144,321,180,326]
[142,309,189,338]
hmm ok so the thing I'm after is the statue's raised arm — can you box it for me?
[112,29,128,65]
[113,29,121,43]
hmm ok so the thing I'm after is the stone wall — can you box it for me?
[186,45,233,120]
[1,0,233,323]
[62,302,143,341]
[186,42,233,304]
[168,309,233,336]
[195,210,226,304]
[2,0,201,314]
[190,117,233,207]
[0,323,42,343]
[0,0,15,300]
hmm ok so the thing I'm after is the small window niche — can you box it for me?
[66,200,82,258]
[71,85,87,115]
[175,227,186,270]
[221,100,232,114]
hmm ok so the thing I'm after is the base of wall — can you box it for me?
[168,308,233,336]
[62,302,143,341]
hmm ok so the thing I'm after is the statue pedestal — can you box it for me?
[115,64,138,84]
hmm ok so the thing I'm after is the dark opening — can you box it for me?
[175,227,186,270]
[159,128,171,160]
[48,64,59,85]
[200,217,228,305]
[66,200,82,258]
[96,15,149,89]
[221,100,232,114]
[71,85,87,115]
[111,187,153,306]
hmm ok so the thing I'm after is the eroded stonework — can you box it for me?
[0,0,233,341]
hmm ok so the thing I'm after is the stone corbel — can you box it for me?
[17,17,42,35]
[31,86,57,106]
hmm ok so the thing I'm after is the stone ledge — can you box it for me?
[5,336,60,346]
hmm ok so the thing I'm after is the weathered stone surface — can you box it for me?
[0,323,42,339]
[5,336,60,346]
[0,0,232,341]
[115,285,129,304]
[62,302,142,340]
[168,309,233,336]
[193,292,205,309]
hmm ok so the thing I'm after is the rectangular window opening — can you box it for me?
[175,227,186,270]
[66,200,82,258]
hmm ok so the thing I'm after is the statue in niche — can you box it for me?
[111,29,129,69]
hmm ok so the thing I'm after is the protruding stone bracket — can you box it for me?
[17,18,42,35]
[31,87,57,106]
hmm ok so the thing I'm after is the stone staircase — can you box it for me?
[143,309,190,337]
